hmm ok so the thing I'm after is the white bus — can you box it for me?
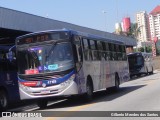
[15,29,130,108]
[127,52,154,77]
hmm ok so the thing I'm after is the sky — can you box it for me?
[0,0,159,32]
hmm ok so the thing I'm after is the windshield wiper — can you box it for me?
[45,41,58,60]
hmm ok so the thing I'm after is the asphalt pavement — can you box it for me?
[1,70,160,120]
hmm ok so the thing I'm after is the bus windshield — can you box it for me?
[17,42,74,75]
[128,55,144,69]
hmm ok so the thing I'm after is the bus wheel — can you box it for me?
[84,80,93,102]
[37,99,48,109]
[150,67,153,74]
[146,67,148,75]
[0,90,8,111]
[113,74,120,91]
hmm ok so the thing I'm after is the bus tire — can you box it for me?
[37,99,48,109]
[113,74,120,91]
[150,67,153,74]
[83,80,93,102]
[146,67,148,75]
[0,90,9,111]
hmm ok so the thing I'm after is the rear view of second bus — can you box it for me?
[128,52,154,77]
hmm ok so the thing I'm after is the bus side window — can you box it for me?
[118,45,123,60]
[102,42,107,60]
[0,52,8,72]
[105,42,109,60]
[108,43,112,60]
[112,44,115,60]
[82,38,89,61]
[88,39,94,60]
[0,60,3,72]
[0,51,17,72]
[0,53,3,60]
[73,36,82,62]
[122,46,127,61]
[109,43,115,61]
[89,40,97,61]
[7,59,17,71]
[1,60,8,72]
[97,41,103,60]
[114,44,118,60]
[7,51,17,71]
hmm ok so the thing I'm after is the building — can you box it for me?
[122,17,131,32]
[149,5,160,40]
[115,22,122,34]
[136,11,150,44]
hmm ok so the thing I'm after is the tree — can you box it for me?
[126,23,139,38]
[138,46,152,53]
[114,23,139,38]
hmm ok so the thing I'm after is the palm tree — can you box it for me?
[127,23,139,38]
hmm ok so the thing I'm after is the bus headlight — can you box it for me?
[60,74,75,90]
[19,82,30,92]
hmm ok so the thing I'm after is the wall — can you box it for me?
[153,56,160,70]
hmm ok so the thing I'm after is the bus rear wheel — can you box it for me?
[0,90,8,111]
[37,99,48,109]
[145,67,149,75]
[149,67,153,74]
[113,74,120,91]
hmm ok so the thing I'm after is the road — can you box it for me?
[2,70,160,120]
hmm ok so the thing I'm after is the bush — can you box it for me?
[138,46,152,53]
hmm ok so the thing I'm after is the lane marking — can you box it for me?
[27,100,68,112]
[10,99,68,112]
[46,103,94,120]
[144,79,157,85]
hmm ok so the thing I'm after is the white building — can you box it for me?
[149,5,160,40]
[136,11,150,44]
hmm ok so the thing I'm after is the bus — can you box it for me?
[15,29,130,108]
[0,45,20,111]
[127,52,154,77]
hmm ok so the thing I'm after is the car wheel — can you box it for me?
[0,90,9,111]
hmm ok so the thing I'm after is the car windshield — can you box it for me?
[17,42,74,75]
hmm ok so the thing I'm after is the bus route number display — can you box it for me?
[17,34,49,45]
[25,34,49,43]
[17,32,69,45]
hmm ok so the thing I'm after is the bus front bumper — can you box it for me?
[19,81,79,100]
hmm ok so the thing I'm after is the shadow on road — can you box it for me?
[130,72,156,81]
[7,84,146,112]
[38,84,146,110]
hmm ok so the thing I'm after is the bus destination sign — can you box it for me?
[17,32,69,45]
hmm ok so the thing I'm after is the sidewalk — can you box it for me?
[154,69,160,73]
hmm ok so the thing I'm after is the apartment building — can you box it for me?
[136,11,150,43]
[149,5,160,40]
